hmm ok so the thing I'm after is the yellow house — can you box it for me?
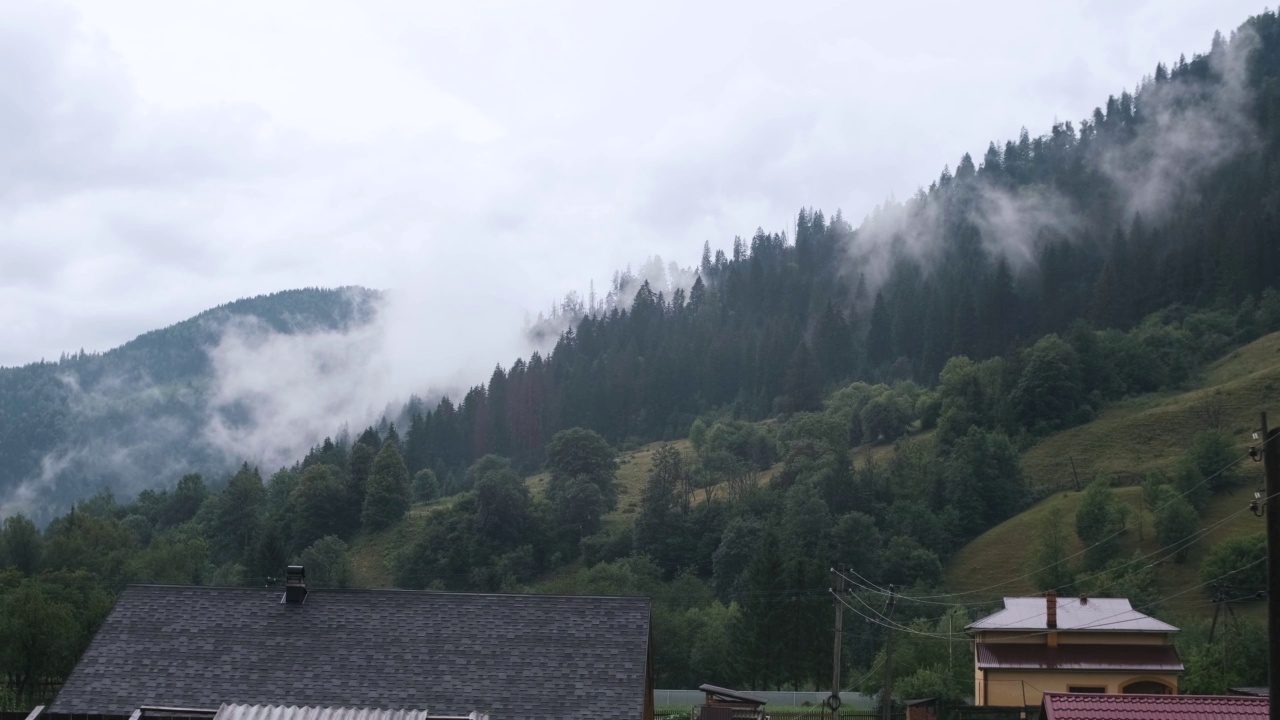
[968,592,1182,707]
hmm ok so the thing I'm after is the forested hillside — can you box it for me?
[393,16,1280,486]
[3,10,1280,710]
[0,287,381,519]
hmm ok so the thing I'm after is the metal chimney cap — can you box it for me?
[283,565,308,604]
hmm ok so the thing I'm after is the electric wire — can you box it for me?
[904,444,1259,600]
[836,438,1269,604]
[831,555,1266,643]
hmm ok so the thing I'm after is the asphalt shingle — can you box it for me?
[48,586,650,720]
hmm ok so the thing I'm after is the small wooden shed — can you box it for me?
[694,685,768,720]
[904,697,937,720]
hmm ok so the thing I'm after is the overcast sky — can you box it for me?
[0,0,1268,369]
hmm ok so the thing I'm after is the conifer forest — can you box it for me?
[3,8,1280,708]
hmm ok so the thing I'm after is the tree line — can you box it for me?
[5,9,1280,708]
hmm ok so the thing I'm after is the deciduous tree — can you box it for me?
[361,442,412,532]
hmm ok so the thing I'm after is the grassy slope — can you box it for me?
[945,330,1280,619]
[349,439,707,587]
[945,487,1265,619]
[1021,331,1280,492]
[347,419,920,588]
[350,331,1280,595]
[347,494,464,587]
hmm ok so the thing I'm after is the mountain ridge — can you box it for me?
[0,286,383,520]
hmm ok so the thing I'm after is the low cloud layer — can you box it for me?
[846,24,1261,289]
[0,1,1272,517]
[1,0,1268,368]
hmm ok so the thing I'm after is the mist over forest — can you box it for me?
[2,7,1280,705]
[4,16,1272,518]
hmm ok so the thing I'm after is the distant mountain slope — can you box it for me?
[0,286,381,521]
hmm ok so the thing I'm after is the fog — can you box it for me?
[0,1,1271,516]
[845,25,1260,290]
[2,0,1267,368]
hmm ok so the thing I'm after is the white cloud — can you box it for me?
[0,0,1270,371]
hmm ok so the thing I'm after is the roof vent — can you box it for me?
[284,565,308,605]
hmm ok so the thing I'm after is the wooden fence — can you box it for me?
[0,682,61,713]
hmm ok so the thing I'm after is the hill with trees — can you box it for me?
[4,9,1280,709]
[0,286,381,520]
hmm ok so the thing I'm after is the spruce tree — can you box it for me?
[210,463,265,564]
[867,291,892,366]
[348,442,376,508]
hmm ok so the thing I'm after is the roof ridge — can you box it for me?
[1044,692,1268,701]
[123,584,652,601]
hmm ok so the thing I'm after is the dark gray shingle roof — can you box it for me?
[49,585,650,720]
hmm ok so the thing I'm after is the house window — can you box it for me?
[1123,680,1172,695]
[1068,686,1107,693]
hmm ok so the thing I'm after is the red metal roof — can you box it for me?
[977,643,1183,672]
[1042,692,1268,720]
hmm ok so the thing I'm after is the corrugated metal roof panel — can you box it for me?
[697,685,768,705]
[976,643,1183,671]
[212,706,434,720]
[968,597,1179,633]
[1042,692,1268,719]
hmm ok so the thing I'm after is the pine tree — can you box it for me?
[347,442,376,513]
[867,291,892,367]
[782,343,822,412]
[210,463,265,564]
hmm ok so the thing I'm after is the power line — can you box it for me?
[937,447,1252,598]
[833,556,1267,643]
[1073,489,1280,598]
[869,443,1265,603]
[836,482,1254,607]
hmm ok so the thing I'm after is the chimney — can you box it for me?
[1079,594,1088,606]
[284,565,308,605]
[1046,590,1059,648]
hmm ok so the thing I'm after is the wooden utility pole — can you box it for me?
[1069,456,1081,492]
[830,569,844,720]
[882,585,897,720]
[1262,412,1280,720]
[1209,583,1226,643]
